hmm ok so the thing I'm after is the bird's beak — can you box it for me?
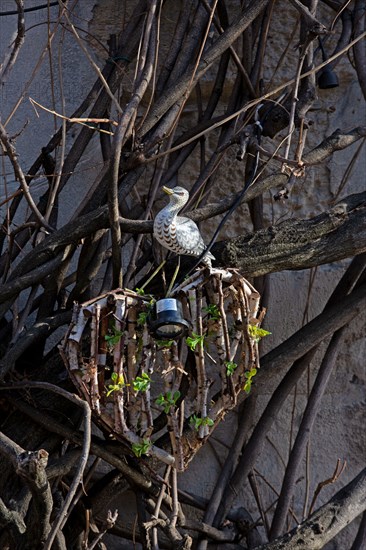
[162,186,173,195]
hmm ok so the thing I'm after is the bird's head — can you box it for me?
[162,186,189,207]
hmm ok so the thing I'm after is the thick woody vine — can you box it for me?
[0,1,366,549]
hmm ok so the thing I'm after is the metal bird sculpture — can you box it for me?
[153,186,215,268]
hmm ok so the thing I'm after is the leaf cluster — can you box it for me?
[189,414,214,431]
[155,391,181,414]
[106,372,128,397]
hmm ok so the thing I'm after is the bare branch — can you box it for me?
[287,0,328,35]
[254,467,366,549]
[0,1,25,83]
[0,431,52,547]
[0,121,53,232]
[0,381,91,550]
[0,498,26,539]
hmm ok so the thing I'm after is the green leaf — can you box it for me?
[172,390,181,404]
[189,414,202,430]
[132,439,151,457]
[186,332,205,351]
[133,373,151,393]
[155,339,174,348]
[225,360,238,376]
[137,311,148,326]
[106,384,119,397]
[189,414,214,431]
[105,326,124,349]
[106,372,127,396]
[155,391,181,414]
[135,287,145,296]
[248,325,271,343]
[243,366,257,394]
[243,380,252,394]
[203,304,221,321]
[155,393,165,407]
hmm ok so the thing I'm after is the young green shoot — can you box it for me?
[225,360,238,376]
[203,304,221,321]
[132,373,151,393]
[106,372,128,397]
[186,332,205,351]
[243,367,257,394]
[134,260,166,295]
[104,326,124,351]
[248,324,271,343]
[156,391,181,414]
[189,414,214,431]
[155,339,175,348]
[131,439,151,458]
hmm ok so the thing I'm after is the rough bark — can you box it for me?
[213,191,366,276]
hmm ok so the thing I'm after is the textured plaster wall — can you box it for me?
[0,1,102,222]
[0,1,365,549]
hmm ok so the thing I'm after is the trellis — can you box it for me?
[60,268,263,472]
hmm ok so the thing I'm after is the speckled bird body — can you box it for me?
[153,186,215,268]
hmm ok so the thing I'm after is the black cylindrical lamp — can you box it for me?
[150,298,190,339]
[317,66,339,89]
[317,38,339,90]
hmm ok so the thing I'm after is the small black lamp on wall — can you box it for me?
[149,298,190,339]
[317,37,339,89]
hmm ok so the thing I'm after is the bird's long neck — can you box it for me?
[163,200,184,219]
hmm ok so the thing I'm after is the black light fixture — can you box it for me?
[317,38,339,90]
[149,298,190,340]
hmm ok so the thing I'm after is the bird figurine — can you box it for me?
[153,186,215,268]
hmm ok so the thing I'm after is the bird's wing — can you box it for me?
[175,216,208,254]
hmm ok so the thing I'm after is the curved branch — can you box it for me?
[0,310,72,381]
[0,0,25,83]
[0,431,52,547]
[0,382,91,550]
[254,467,366,549]
[353,1,366,101]
[0,121,54,232]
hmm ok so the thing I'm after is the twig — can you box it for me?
[0,309,72,381]
[87,509,119,550]
[288,0,328,35]
[214,274,366,527]
[307,458,347,516]
[249,470,270,537]
[8,397,152,491]
[196,286,208,438]
[62,10,123,116]
[0,121,54,232]
[29,98,117,134]
[4,1,68,126]
[282,53,306,162]
[0,497,26,539]
[144,30,366,162]
[170,468,179,529]
[0,0,25,83]
[152,465,171,549]
[197,397,256,550]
